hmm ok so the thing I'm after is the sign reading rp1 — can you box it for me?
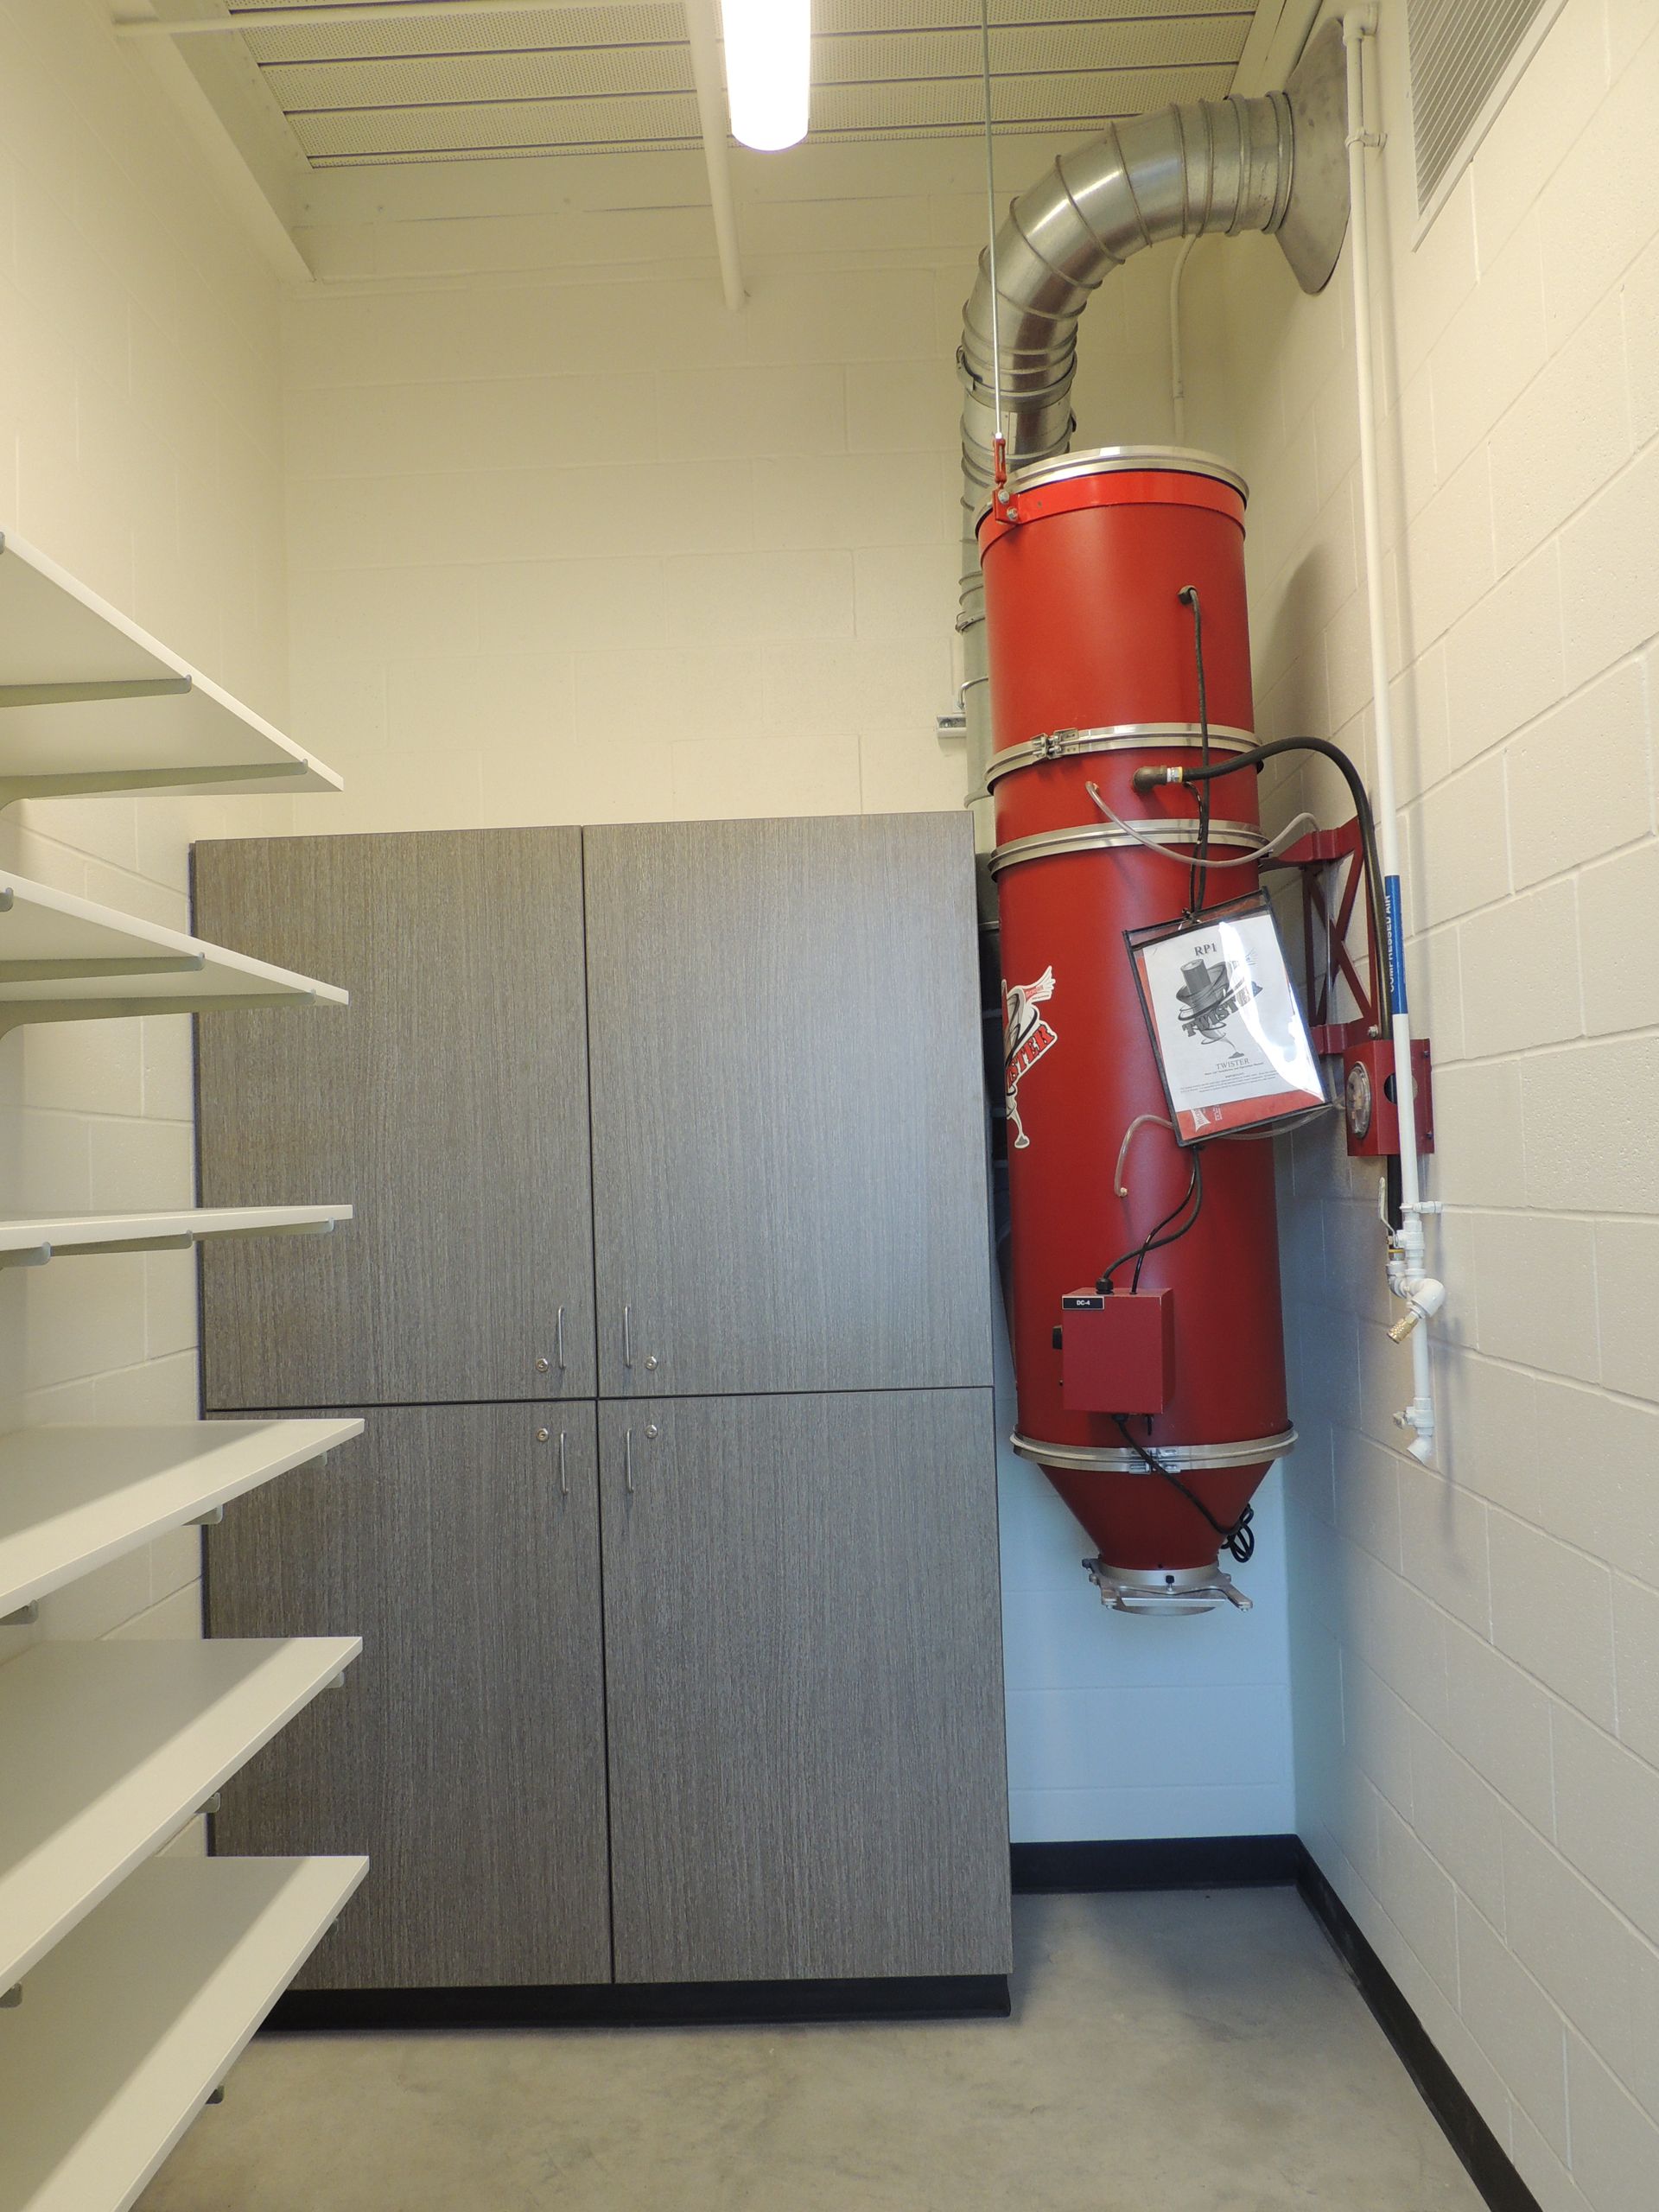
[1128,896,1329,1145]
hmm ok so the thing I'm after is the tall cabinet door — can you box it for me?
[598,1389,1011,1985]
[582,814,994,1398]
[195,828,595,1409]
[208,1404,612,1988]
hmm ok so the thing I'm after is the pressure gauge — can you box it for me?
[1344,1058,1374,1140]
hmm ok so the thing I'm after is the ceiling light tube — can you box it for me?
[720,0,811,152]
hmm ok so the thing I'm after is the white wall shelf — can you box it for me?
[0,1636,361,1994]
[0,872,347,1033]
[0,532,341,807]
[0,1205,352,1270]
[0,1853,366,2212]
[0,1421,364,1620]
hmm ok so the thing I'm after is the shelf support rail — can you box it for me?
[0,988,337,1037]
[0,760,312,810]
[0,1219,343,1270]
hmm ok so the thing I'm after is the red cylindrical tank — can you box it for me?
[979,448,1293,1613]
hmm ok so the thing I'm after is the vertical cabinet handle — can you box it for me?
[625,1427,635,1494]
[558,1431,569,1497]
[623,1303,632,1370]
[556,1304,566,1371]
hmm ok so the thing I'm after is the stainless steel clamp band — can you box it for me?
[1009,1427,1298,1474]
[984,722,1257,791]
[988,817,1266,878]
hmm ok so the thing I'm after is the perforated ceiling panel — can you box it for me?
[224,1,1255,168]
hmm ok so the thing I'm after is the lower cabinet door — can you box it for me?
[208,1403,612,1988]
[599,1389,1012,1985]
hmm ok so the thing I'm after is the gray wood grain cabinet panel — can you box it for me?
[194,828,594,1409]
[582,813,994,1398]
[208,1403,612,1989]
[599,1389,1012,1985]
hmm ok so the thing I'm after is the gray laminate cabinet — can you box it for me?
[207,1403,611,1988]
[598,1389,1012,1984]
[194,828,595,1409]
[582,814,995,1399]
[195,812,1010,1999]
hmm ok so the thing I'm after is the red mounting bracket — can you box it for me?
[1278,817,1382,1056]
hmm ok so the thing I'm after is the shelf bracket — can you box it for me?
[0,1984,20,2009]
[0,988,333,1036]
[0,676,192,709]
[188,1505,225,1526]
[0,1217,341,1269]
[0,955,206,983]
[0,759,313,811]
[1,1601,39,1626]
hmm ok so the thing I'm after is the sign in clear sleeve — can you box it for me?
[1128,894,1331,1144]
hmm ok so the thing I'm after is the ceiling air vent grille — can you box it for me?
[1406,0,1562,213]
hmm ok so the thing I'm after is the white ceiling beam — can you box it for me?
[683,0,746,312]
[114,0,644,33]
[113,3,315,283]
[116,0,750,312]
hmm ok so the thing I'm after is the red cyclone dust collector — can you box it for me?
[982,447,1294,1616]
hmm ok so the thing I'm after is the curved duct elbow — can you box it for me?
[958,95,1293,502]
[957,20,1351,795]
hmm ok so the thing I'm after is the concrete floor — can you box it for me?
[139,1891,1484,2212]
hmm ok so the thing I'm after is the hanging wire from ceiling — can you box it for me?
[978,0,1008,507]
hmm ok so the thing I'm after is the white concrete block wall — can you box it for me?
[0,0,293,1677]
[1184,2,1659,2201]
[282,150,1294,1846]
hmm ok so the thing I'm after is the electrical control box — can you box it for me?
[1342,1039,1434,1160]
[1058,1286,1175,1415]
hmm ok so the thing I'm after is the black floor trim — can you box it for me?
[265,1974,1011,2033]
[1296,1846,1541,2212]
[1011,1834,1300,1893]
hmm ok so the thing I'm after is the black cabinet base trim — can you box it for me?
[264,1974,1011,2032]
[1011,1834,1300,1892]
[1296,1847,1542,2212]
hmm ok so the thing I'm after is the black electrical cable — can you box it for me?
[1096,1150,1202,1294]
[1159,732,1399,1227]
[1178,584,1211,918]
[1111,1416,1256,1562]
[1147,733,1391,1039]
[1131,1149,1205,1291]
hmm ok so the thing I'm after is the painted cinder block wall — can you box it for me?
[0,0,293,1675]
[279,147,1295,1847]
[1181,2,1659,2202]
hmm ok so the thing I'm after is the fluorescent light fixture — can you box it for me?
[721,0,810,152]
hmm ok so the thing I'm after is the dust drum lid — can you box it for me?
[974,445,1249,537]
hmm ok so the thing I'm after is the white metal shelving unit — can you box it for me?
[0,1421,363,1618]
[0,1855,367,2212]
[0,1636,361,1993]
[0,531,365,2205]
[0,531,341,806]
[0,872,347,1033]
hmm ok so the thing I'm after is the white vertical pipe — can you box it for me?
[1343,7,1439,1463]
[684,0,747,314]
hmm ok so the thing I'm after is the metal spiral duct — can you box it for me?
[956,21,1351,799]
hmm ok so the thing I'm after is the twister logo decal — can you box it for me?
[1002,965,1058,1151]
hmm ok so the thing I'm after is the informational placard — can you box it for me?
[1128,897,1329,1145]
